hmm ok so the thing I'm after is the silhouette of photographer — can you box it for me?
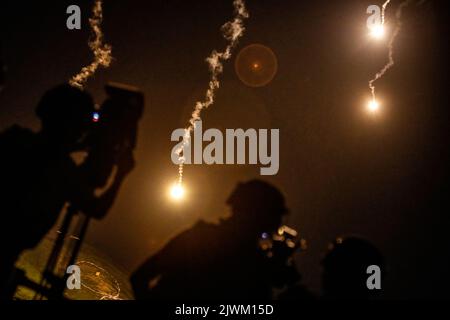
[131,179,300,300]
[0,84,136,298]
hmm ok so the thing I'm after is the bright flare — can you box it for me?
[369,25,385,39]
[175,0,249,186]
[170,183,185,201]
[367,100,380,112]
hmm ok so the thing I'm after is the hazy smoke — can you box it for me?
[176,0,249,184]
[369,0,412,100]
[69,0,112,89]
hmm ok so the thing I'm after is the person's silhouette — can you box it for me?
[131,179,291,300]
[0,84,134,297]
[321,236,384,300]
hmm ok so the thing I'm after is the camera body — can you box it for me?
[83,82,144,188]
[259,225,306,261]
[258,225,307,287]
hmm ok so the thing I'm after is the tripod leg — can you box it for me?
[68,215,91,268]
[35,206,76,300]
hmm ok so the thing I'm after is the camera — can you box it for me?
[82,82,144,187]
[259,225,307,263]
[258,225,307,287]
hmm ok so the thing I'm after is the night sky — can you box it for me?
[1,0,449,298]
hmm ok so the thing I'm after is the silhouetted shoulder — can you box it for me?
[163,220,221,254]
[0,125,39,173]
[0,125,36,148]
[179,220,218,239]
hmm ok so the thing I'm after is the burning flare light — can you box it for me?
[368,0,413,112]
[173,0,249,194]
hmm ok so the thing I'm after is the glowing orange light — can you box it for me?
[169,183,185,201]
[367,99,380,113]
[369,25,385,39]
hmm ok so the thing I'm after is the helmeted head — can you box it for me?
[321,236,385,299]
[226,179,288,235]
[36,84,94,148]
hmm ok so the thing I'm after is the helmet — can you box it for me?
[322,236,385,299]
[36,84,94,126]
[226,179,288,216]
[323,236,384,270]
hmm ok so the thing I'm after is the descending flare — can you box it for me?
[169,183,185,201]
[69,0,112,89]
[368,0,412,105]
[369,0,391,39]
[368,99,380,113]
[370,24,385,39]
[175,0,249,187]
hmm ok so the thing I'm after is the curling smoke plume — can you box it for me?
[69,0,112,89]
[175,0,249,185]
[369,0,412,100]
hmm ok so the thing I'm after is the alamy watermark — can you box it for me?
[66,5,81,30]
[66,265,81,290]
[171,120,279,175]
[366,265,381,290]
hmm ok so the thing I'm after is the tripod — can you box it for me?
[34,205,91,300]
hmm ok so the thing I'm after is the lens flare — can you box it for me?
[169,183,185,201]
[235,43,278,87]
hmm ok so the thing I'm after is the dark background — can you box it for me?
[0,0,449,298]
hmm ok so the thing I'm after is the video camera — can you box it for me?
[259,225,306,262]
[82,82,144,187]
[258,225,307,287]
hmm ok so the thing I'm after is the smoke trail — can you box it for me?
[381,0,391,25]
[175,0,249,185]
[369,0,412,100]
[69,0,112,89]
